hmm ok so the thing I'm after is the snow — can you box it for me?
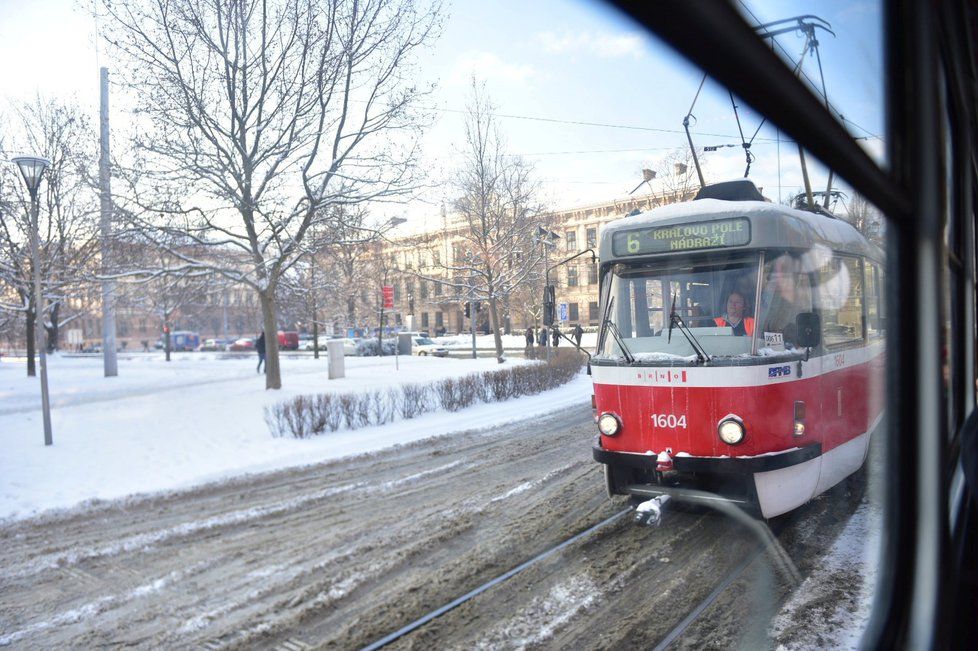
[436,332,598,350]
[770,499,881,649]
[0,353,591,522]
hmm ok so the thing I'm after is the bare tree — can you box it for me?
[416,82,545,363]
[101,0,440,388]
[320,206,385,332]
[277,252,338,358]
[0,98,100,374]
[843,192,885,245]
[112,237,216,361]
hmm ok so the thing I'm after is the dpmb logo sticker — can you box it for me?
[768,365,791,378]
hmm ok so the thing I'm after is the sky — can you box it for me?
[0,0,885,233]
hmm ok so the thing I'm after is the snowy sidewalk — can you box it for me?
[0,354,591,521]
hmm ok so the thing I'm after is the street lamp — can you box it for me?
[12,155,53,446]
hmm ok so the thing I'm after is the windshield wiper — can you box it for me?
[601,296,635,364]
[667,291,711,364]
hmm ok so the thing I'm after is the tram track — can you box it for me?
[0,403,870,649]
[361,471,866,651]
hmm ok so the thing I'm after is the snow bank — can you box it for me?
[0,354,590,521]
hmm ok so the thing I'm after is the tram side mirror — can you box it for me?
[796,312,821,348]
[543,284,556,326]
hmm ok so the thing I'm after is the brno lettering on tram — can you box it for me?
[592,180,884,518]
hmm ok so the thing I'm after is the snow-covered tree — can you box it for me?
[101,0,440,388]
[416,82,546,363]
[0,98,100,374]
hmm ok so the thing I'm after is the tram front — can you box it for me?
[590,194,879,518]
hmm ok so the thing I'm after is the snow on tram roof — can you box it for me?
[599,197,881,261]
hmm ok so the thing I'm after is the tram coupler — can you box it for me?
[634,494,671,527]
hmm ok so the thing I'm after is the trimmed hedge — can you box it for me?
[265,351,584,439]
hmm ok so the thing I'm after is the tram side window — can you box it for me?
[758,252,813,348]
[865,262,882,340]
[817,255,864,347]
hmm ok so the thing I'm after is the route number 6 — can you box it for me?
[651,414,687,428]
[627,233,641,254]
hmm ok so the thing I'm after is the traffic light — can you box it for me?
[542,285,556,326]
[163,325,170,334]
[464,302,471,318]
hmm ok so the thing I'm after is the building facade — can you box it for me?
[384,190,689,335]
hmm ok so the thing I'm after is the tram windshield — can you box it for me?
[598,251,825,362]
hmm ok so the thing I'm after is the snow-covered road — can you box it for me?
[0,402,877,649]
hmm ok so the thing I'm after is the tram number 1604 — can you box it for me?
[651,414,687,428]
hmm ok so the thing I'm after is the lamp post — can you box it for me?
[12,156,53,446]
[536,226,559,361]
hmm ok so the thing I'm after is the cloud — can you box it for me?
[447,51,537,86]
[535,30,646,59]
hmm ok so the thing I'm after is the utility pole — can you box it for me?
[467,278,477,359]
[99,67,118,376]
[222,288,229,342]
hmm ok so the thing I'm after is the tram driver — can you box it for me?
[714,291,755,336]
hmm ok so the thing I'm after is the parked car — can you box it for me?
[413,336,449,357]
[277,330,300,350]
[198,338,232,351]
[228,337,255,351]
[301,337,359,355]
[167,331,200,352]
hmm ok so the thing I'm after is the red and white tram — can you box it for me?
[591,180,885,518]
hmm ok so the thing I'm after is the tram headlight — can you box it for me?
[793,401,806,437]
[718,416,745,445]
[598,412,622,436]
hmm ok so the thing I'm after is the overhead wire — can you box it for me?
[734,0,881,141]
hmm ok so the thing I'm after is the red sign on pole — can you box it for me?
[382,285,394,309]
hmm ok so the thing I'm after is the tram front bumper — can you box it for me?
[591,440,822,474]
[593,439,823,515]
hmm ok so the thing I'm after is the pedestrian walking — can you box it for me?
[524,327,534,347]
[256,331,266,374]
[551,325,560,347]
[573,323,584,347]
[537,327,547,347]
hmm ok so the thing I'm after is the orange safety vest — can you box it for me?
[714,316,755,336]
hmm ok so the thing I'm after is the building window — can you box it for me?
[434,280,443,296]
[586,227,597,248]
[421,312,429,329]
[419,280,429,299]
[433,251,440,266]
[393,281,401,301]
[588,262,598,285]
[569,302,579,321]
[567,265,578,287]
[565,229,577,251]
[435,311,443,327]
[589,301,599,323]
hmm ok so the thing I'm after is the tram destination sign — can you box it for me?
[612,217,751,256]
